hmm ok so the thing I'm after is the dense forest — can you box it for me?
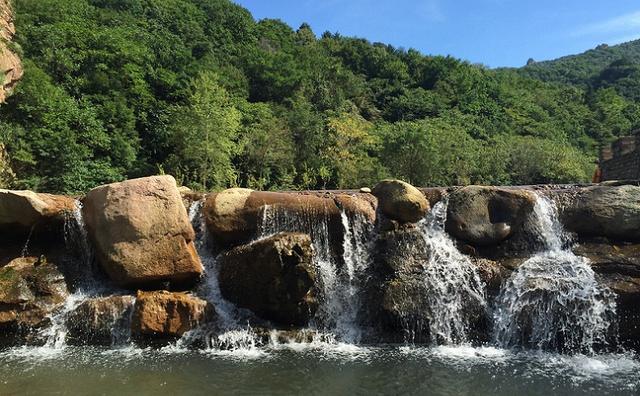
[1,0,640,193]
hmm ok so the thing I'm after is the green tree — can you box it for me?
[165,72,240,190]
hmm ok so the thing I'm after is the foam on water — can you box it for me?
[493,194,617,352]
[415,199,487,344]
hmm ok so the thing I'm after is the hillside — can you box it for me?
[0,0,639,193]
[518,40,640,100]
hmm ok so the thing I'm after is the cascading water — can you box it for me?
[333,210,374,342]
[415,199,487,345]
[493,194,617,352]
[181,200,261,352]
[258,203,375,343]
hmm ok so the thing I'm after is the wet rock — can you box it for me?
[131,291,213,339]
[445,186,536,247]
[559,185,640,242]
[83,175,203,288]
[574,241,640,348]
[0,256,68,330]
[0,190,75,237]
[218,232,317,326]
[372,179,429,223]
[67,295,135,345]
[203,188,342,247]
[368,227,431,341]
[334,193,377,223]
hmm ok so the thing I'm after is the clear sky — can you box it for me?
[233,0,640,68]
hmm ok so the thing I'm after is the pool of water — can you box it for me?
[1,343,638,395]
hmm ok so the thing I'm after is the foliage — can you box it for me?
[3,0,640,192]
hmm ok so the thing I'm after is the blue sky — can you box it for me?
[233,0,640,68]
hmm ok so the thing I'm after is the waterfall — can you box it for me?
[333,210,374,342]
[258,202,374,342]
[493,195,616,352]
[181,199,259,351]
[416,199,487,344]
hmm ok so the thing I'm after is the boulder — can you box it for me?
[131,291,213,338]
[372,180,429,223]
[203,189,375,250]
[445,186,536,247]
[559,185,640,241]
[0,256,68,330]
[0,190,75,236]
[204,188,341,247]
[67,295,135,345]
[218,232,317,326]
[83,175,203,288]
[334,193,377,223]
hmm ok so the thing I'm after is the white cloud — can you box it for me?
[572,10,640,37]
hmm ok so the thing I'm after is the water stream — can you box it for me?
[415,199,488,344]
[493,195,617,352]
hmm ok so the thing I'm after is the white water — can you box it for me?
[493,195,616,352]
[415,199,487,344]
[181,200,259,352]
[258,202,375,343]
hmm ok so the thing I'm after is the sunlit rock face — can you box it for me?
[131,291,214,339]
[82,176,203,288]
[0,0,22,102]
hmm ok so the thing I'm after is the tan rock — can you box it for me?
[83,175,203,288]
[203,189,342,246]
[0,189,75,231]
[0,0,22,102]
[372,179,430,223]
[131,291,213,338]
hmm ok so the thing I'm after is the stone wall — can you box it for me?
[600,133,640,181]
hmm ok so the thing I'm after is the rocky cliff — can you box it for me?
[0,0,22,102]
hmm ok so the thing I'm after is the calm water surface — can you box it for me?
[0,343,638,396]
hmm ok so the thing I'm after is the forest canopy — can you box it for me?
[2,0,640,193]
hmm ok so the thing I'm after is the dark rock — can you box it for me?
[446,186,536,247]
[67,295,135,345]
[0,256,68,331]
[218,232,317,326]
[559,185,640,242]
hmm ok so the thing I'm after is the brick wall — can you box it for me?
[600,133,640,181]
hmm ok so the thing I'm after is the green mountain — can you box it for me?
[1,0,639,193]
[517,40,640,101]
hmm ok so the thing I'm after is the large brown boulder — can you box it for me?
[559,185,640,241]
[203,188,375,248]
[83,175,203,288]
[445,186,536,247]
[372,180,429,223]
[0,256,68,330]
[66,295,135,345]
[218,232,317,326]
[131,291,213,338]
